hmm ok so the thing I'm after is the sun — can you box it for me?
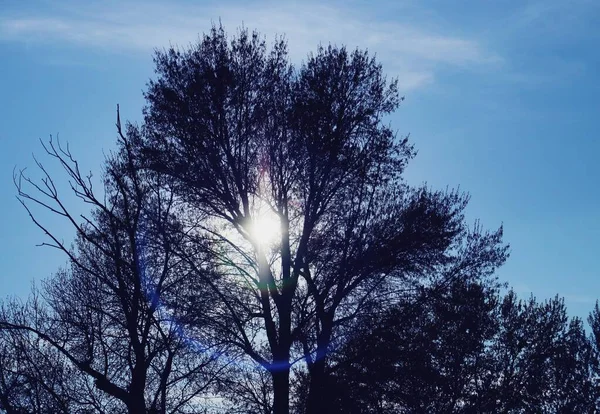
[249,200,281,248]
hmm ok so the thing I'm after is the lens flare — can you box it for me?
[249,201,281,248]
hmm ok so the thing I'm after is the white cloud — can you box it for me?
[564,294,596,305]
[0,1,500,90]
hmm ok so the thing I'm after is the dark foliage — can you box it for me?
[299,281,599,413]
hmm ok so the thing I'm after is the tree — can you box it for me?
[315,284,599,413]
[0,130,226,413]
[297,276,500,413]
[471,292,600,413]
[136,24,509,413]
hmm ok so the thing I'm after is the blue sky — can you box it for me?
[0,0,599,320]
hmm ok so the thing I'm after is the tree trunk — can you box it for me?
[272,369,290,414]
[126,399,147,414]
[305,359,327,414]
[128,364,147,414]
[305,319,333,414]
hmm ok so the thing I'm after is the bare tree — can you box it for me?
[1,125,226,413]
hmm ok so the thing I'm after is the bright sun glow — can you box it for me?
[249,200,281,248]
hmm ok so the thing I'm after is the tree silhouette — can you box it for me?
[293,277,499,413]
[135,24,508,413]
[308,283,599,413]
[1,131,226,413]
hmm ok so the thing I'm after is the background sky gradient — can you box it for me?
[1,0,599,320]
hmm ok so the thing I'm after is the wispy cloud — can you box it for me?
[513,0,598,31]
[564,294,596,305]
[0,1,500,90]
